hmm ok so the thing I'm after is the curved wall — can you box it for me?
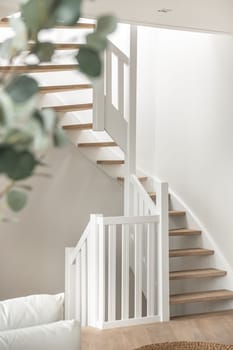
[137,27,233,269]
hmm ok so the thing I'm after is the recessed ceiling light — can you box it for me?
[157,8,173,13]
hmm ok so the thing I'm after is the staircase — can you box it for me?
[1,17,233,327]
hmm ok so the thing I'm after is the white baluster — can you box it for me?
[118,58,124,116]
[134,223,142,318]
[81,243,87,326]
[121,224,130,319]
[75,253,81,322]
[108,224,116,321]
[98,217,106,328]
[139,195,144,216]
[147,223,156,316]
[106,49,112,106]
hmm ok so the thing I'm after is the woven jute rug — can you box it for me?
[135,342,233,350]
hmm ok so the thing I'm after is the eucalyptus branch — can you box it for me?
[0,181,15,199]
[0,0,117,215]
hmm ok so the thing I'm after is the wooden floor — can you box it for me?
[82,312,233,349]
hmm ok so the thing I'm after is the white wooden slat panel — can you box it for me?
[75,253,81,322]
[118,58,124,116]
[107,41,129,64]
[108,224,117,321]
[147,223,156,316]
[121,224,130,319]
[139,195,144,216]
[134,223,142,318]
[106,49,112,107]
[93,62,105,131]
[81,243,87,326]
[98,219,106,327]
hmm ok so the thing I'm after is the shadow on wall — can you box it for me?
[0,143,123,300]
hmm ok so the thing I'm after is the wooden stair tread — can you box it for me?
[169,248,214,257]
[171,309,233,320]
[28,43,83,50]
[169,210,186,217]
[62,123,93,130]
[169,229,201,236]
[149,192,156,199]
[78,142,117,148]
[117,176,148,182]
[52,43,82,50]
[0,64,79,73]
[170,289,233,305]
[97,160,125,165]
[55,23,95,29]
[170,268,226,280]
[40,84,92,93]
[149,192,171,199]
[0,18,95,29]
[51,103,93,113]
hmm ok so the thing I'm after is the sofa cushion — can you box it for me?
[0,320,80,350]
[0,294,64,331]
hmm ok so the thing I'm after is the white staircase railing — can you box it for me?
[65,213,171,329]
[130,175,156,216]
[65,24,170,328]
[93,40,128,151]
[129,174,170,321]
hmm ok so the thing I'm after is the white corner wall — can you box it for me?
[137,26,233,269]
[0,144,123,300]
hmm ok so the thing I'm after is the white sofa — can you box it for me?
[0,294,80,350]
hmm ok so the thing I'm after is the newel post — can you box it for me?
[124,25,138,215]
[93,53,105,131]
[157,182,170,321]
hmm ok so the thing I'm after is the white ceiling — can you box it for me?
[83,0,233,35]
[1,0,233,35]
[0,0,19,19]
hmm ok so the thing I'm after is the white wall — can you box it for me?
[137,26,233,269]
[0,144,123,300]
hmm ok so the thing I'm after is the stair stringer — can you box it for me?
[169,188,233,317]
[55,95,127,179]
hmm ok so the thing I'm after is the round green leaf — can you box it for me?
[0,145,38,180]
[53,0,81,25]
[96,15,117,35]
[77,47,101,78]
[32,42,55,62]
[86,33,107,52]
[0,102,5,126]
[21,0,55,40]
[5,75,39,104]
[7,190,28,212]
[54,128,67,147]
